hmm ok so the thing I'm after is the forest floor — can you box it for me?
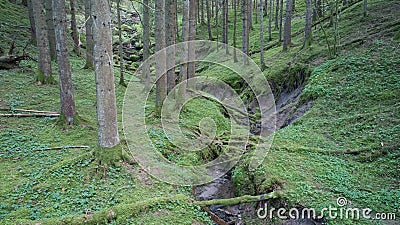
[0,0,399,224]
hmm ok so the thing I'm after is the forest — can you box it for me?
[0,0,399,224]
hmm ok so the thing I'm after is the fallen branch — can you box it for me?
[0,113,60,117]
[0,107,58,114]
[34,146,90,151]
[0,54,34,70]
[194,191,280,207]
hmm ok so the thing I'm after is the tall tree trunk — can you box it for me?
[278,0,283,41]
[363,0,367,17]
[70,0,80,54]
[166,0,177,92]
[248,0,253,29]
[142,0,151,89]
[155,0,167,114]
[223,0,229,54]
[254,0,258,25]
[304,0,312,47]
[233,0,238,62]
[188,0,196,80]
[275,0,279,29]
[316,0,322,17]
[32,0,53,83]
[242,0,249,64]
[52,0,76,124]
[92,0,119,147]
[268,0,272,41]
[117,0,125,86]
[292,0,295,11]
[201,0,205,24]
[282,0,292,51]
[215,0,219,43]
[260,0,265,70]
[27,0,36,43]
[44,0,56,60]
[84,0,94,69]
[181,0,189,83]
[206,0,213,40]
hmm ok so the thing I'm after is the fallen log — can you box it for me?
[0,113,60,117]
[0,55,32,70]
[0,107,58,114]
[194,191,280,207]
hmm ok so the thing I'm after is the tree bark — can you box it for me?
[84,0,94,69]
[206,0,213,40]
[187,0,196,80]
[117,0,125,86]
[260,0,265,70]
[142,0,151,89]
[70,0,80,54]
[27,0,36,43]
[241,0,249,64]
[282,0,292,51]
[233,0,238,62]
[268,0,272,41]
[363,0,367,17]
[275,0,280,29]
[304,0,312,47]
[44,0,56,60]
[278,0,283,41]
[92,0,120,147]
[201,0,205,24]
[52,0,76,124]
[166,0,177,92]
[32,0,53,83]
[155,0,167,114]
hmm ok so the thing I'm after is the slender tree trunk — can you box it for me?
[275,0,279,29]
[304,0,312,47]
[44,0,56,60]
[206,0,213,40]
[233,0,238,62]
[242,0,249,64]
[142,0,150,89]
[201,0,205,24]
[278,0,283,41]
[70,0,80,54]
[166,0,177,92]
[52,0,76,124]
[84,0,94,69]
[292,0,295,11]
[316,0,322,17]
[215,0,219,43]
[260,0,265,70]
[32,0,53,83]
[92,0,120,147]
[223,0,229,54]
[117,0,125,86]
[197,0,201,24]
[283,0,292,51]
[268,0,272,41]
[27,0,36,43]
[181,0,189,83]
[363,0,367,17]
[248,0,253,29]
[188,0,196,81]
[254,0,258,25]
[155,0,167,114]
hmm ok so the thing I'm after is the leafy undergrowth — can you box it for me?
[1,0,399,224]
[232,40,400,224]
